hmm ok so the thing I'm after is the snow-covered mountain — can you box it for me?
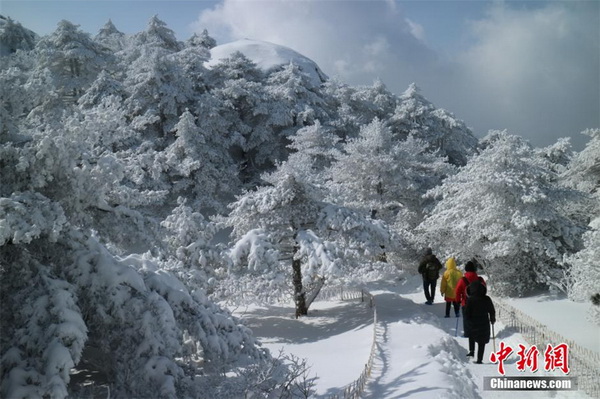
[206,38,328,87]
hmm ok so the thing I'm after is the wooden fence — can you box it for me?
[315,286,378,399]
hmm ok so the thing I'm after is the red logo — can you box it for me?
[489,342,570,375]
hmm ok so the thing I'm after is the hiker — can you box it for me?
[454,261,485,336]
[418,247,443,305]
[464,279,496,363]
[440,257,462,317]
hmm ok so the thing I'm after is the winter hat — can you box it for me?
[465,261,476,272]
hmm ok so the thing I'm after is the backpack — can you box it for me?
[425,261,439,280]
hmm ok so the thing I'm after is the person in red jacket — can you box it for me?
[454,261,485,338]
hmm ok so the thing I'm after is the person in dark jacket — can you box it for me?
[464,279,496,363]
[418,247,443,305]
[454,261,485,337]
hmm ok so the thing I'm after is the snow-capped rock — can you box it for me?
[206,38,328,87]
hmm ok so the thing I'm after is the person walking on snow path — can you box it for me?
[454,261,485,337]
[464,279,496,363]
[440,257,462,318]
[418,247,443,305]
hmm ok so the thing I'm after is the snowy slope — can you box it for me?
[206,38,328,87]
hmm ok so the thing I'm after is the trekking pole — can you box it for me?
[492,323,496,352]
[455,316,459,337]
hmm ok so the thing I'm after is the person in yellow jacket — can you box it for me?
[440,257,463,318]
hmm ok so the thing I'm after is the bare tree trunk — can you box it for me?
[292,237,307,318]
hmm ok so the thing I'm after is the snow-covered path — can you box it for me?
[235,275,591,398]
[363,278,589,399]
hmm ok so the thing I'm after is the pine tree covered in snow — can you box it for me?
[563,129,600,324]
[390,83,478,166]
[327,117,453,230]
[34,20,111,99]
[418,131,586,296]
[221,169,389,317]
[94,19,125,53]
[0,15,38,55]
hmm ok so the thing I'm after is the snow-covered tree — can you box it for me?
[0,214,273,398]
[321,79,396,142]
[0,49,36,137]
[565,216,600,325]
[34,20,111,98]
[123,48,194,136]
[157,109,239,211]
[208,52,280,183]
[562,129,600,321]
[327,118,453,229]
[222,170,389,317]
[187,29,216,50]
[94,19,126,52]
[284,120,341,187]
[417,131,585,296]
[0,15,37,55]
[129,15,182,56]
[390,83,478,166]
[563,128,600,207]
[77,70,126,109]
[0,107,290,399]
[265,62,327,129]
[534,137,573,174]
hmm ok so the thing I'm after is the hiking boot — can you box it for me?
[466,352,474,357]
[444,315,450,318]
[475,360,483,364]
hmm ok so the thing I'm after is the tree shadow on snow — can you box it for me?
[238,298,373,344]
[495,325,519,340]
[360,361,445,399]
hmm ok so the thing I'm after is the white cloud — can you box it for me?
[193,0,599,150]
[448,2,600,149]
[405,18,425,42]
[192,0,436,84]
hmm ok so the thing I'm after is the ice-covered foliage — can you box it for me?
[0,15,38,55]
[34,20,111,98]
[284,120,341,186]
[158,110,238,211]
[562,130,600,323]
[129,15,183,55]
[222,171,389,313]
[418,131,586,296]
[566,217,600,325]
[1,260,87,399]
[563,128,600,206]
[0,221,275,398]
[94,19,125,52]
[391,83,478,166]
[327,117,454,229]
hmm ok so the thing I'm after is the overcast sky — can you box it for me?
[3,0,599,151]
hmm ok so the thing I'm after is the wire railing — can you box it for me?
[315,286,378,399]
[493,297,600,398]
